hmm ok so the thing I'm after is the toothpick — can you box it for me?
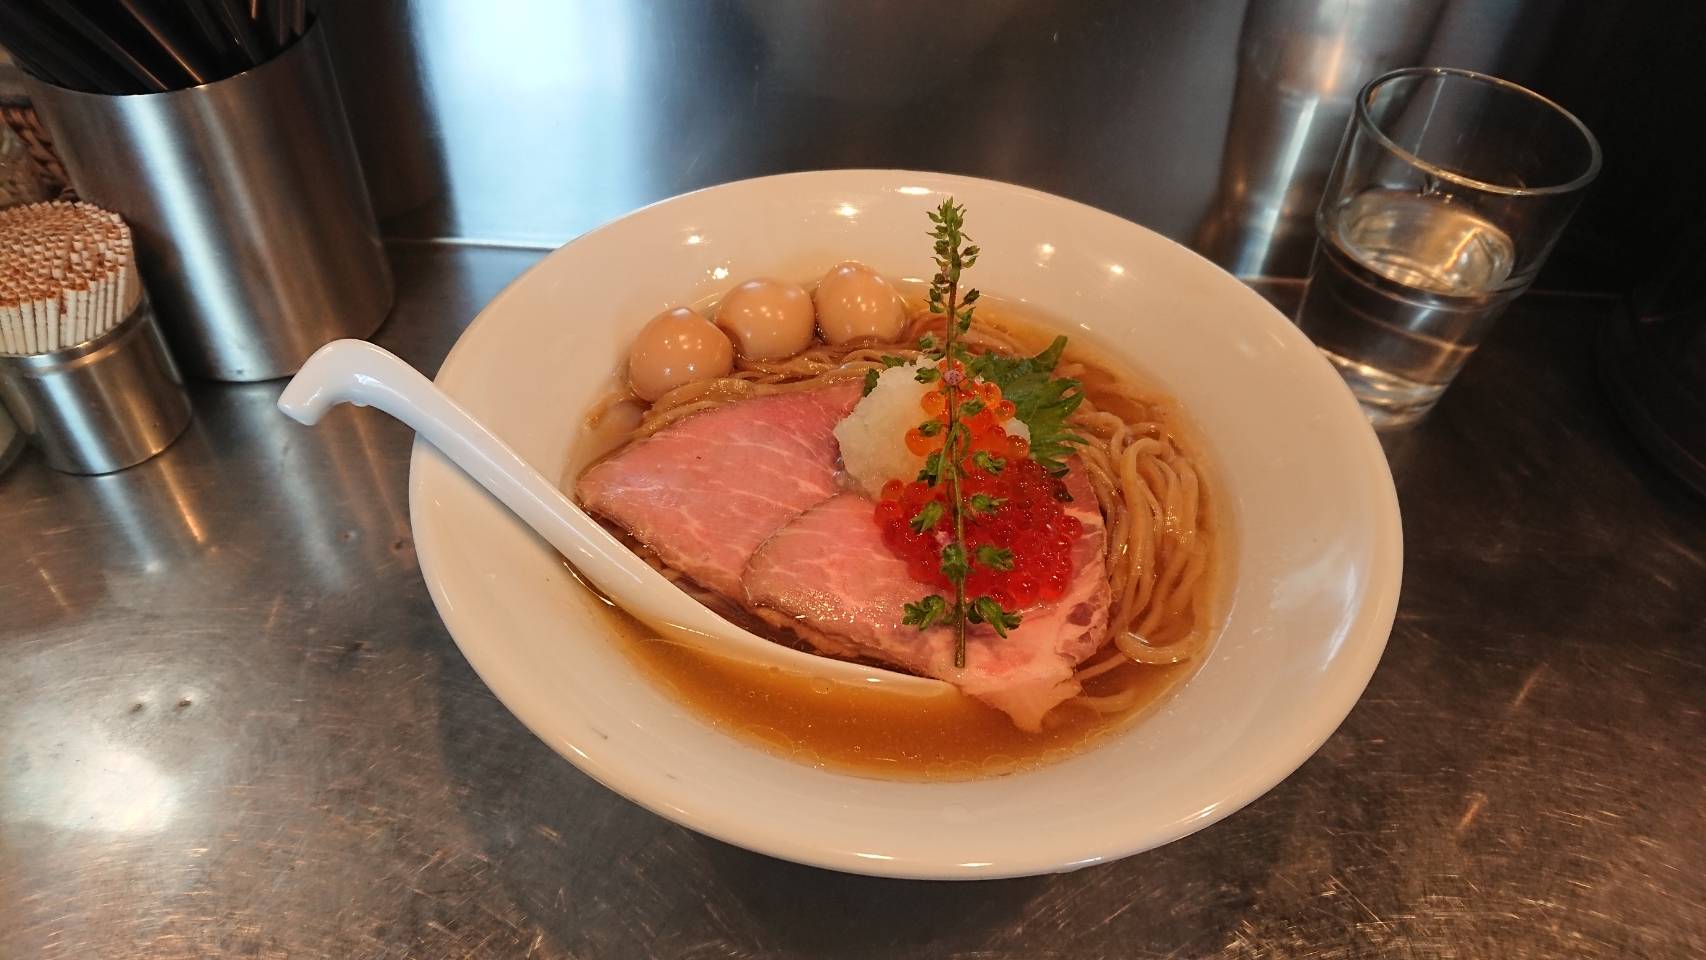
[0,201,141,356]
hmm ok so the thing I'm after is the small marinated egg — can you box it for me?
[714,279,816,361]
[628,306,734,402]
[814,261,906,345]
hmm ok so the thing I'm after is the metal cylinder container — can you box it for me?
[1193,0,1447,280]
[0,402,21,477]
[24,21,393,382]
[0,300,191,474]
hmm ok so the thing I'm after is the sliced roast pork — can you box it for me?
[580,382,1111,729]
[576,382,861,598]
[745,463,1110,730]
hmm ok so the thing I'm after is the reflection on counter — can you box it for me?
[196,381,415,594]
[1192,0,1445,279]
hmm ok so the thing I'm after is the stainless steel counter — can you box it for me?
[3,244,1703,959]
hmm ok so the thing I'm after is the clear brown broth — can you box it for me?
[568,300,1221,780]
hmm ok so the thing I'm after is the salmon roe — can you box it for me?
[873,449,1078,610]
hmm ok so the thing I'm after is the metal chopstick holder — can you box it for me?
[23,19,393,383]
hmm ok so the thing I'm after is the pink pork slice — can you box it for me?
[745,463,1110,730]
[576,382,862,599]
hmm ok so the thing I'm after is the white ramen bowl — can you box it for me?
[409,170,1402,879]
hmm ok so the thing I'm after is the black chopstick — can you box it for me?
[0,38,89,92]
[247,0,275,58]
[213,0,265,67]
[176,0,249,77]
[114,0,217,86]
[0,2,140,93]
[269,0,291,53]
[1,0,311,94]
[39,3,173,93]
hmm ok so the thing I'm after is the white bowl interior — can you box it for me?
[409,170,1402,878]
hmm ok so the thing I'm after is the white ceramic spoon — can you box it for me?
[278,339,953,698]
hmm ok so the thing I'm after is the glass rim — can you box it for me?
[1355,67,1603,198]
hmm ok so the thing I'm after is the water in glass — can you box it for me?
[1297,188,1518,426]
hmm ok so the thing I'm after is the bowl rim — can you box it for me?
[409,169,1403,879]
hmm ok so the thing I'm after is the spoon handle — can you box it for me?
[277,340,952,698]
[278,340,657,596]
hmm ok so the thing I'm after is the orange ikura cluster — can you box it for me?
[873,370,1080,610]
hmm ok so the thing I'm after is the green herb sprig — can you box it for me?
[895,199,1022,667]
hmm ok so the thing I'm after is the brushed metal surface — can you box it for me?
[330,0,1250,247]
[0,302,191,474]
[25,23,392,382]
[1,245,1703,957]
[321,0,1578,276]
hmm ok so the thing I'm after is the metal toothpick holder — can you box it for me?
[0,299,192,474]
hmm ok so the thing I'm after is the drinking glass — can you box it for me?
[1295,67,1600,428]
